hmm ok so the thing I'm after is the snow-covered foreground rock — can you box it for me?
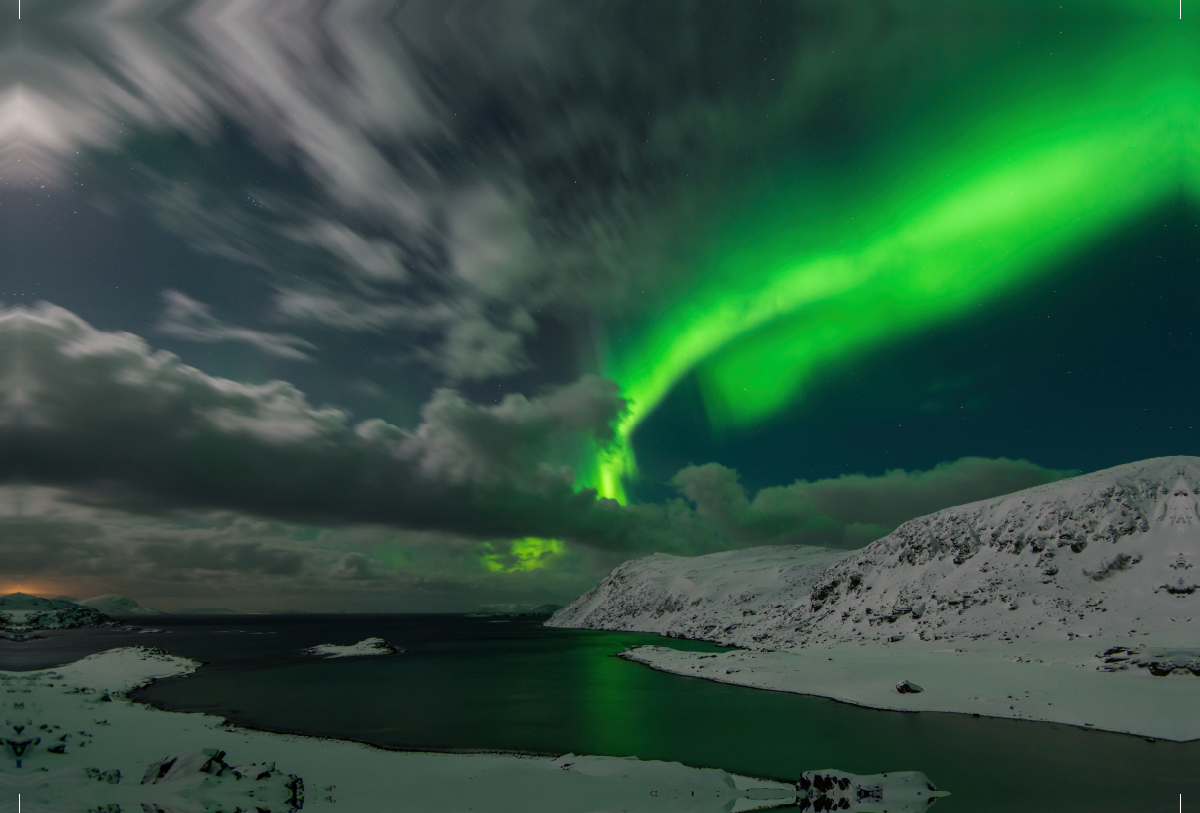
[0,593,114,632]
[0,647,948,812]
[551,457,1200,739]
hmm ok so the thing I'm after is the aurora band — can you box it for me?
[585,9,1199,503]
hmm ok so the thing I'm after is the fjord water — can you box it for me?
[33,614,1189,813]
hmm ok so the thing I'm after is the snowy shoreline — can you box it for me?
[0,646,947,812]
[618,638,1200,742]
[550,457,1200,742]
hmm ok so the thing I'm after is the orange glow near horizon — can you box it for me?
[0,581,66,597]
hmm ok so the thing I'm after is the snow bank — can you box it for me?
[0,647,947,812]
[619,638,1200,741]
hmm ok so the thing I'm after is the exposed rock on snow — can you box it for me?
[1096,645,1200,676]
[140,749,304,811]
[551,457,1200,649]
[304,637,407,657]
[895,680,923,694]
[795,769,948,812]
[78,594,167,615]
[0,593,115,631]
[546,546,852,645]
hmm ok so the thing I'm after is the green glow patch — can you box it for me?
[481,538,566,573]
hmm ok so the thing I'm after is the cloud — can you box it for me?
[0,485,609,612]
[670,457,1079,549]
[270,288,422,333]
[156,291,317,361]
[417,311,534,381]
[329,552,389,581]
[0,303,1084,612]
[284,221,409,287]
[138,537,306,577]
[0,516,114,576]
[3,0,906,387]
[0,303,625,541]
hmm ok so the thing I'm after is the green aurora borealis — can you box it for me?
[590,2,1200,502]
[3,0,1200,605]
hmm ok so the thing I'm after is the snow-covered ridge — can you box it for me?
[546,546,852,644]
[798,455,1200,648]
[78,594,167,615]
[550,457,1200,650]
[0,593,115,632]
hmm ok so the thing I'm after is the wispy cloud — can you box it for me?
[156,290,317,361]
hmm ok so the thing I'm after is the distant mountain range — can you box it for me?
[467,603,564,618]
[77,594,167,616]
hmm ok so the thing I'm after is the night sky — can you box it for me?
[0,0,1195,611]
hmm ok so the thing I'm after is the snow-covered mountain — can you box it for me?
[547,545,851,644]
[78,594,167,616]
[0,593,115,631]
[549,457,1200,649]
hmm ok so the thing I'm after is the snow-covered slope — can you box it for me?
[78,594,167,616]
[0,593,114,631]
[798,455,1199,648]
[550,457,1200,650]
[546,545,852,644]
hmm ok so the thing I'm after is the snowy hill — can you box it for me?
[546,545,852,644]
[0,593,115,631]
[78,594,167,616]
[797,455,1199,648]
[550,457,1200,649]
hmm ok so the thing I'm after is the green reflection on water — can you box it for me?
[137,622,1199,813]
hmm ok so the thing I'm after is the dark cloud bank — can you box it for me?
[0,304,1072,582]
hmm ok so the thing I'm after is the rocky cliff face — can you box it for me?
[550,457,1200,649]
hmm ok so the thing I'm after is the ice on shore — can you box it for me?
[304,637,407,657]
[0,647,947,812]
[550,456,1200,739]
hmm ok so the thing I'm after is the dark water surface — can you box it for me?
[9,614,1196,812]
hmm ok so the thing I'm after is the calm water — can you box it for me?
[9,614,1197,812]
